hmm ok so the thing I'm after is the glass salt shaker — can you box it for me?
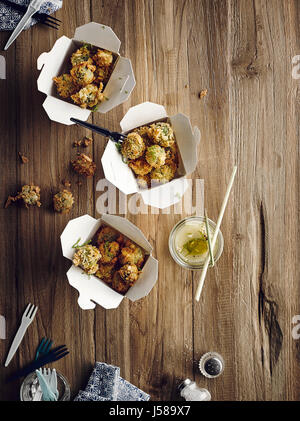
[178,379,211,401]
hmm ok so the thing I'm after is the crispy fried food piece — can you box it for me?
[72,153,96,177]
[119,242,145,268]
[133,126,153,145]
[71,45,93,66]
[119,263,139,285]
[70,62,96,87]
[165,143,179,166]
[150,122,175,147]
[71,83,104,109]
[94,66,111,85]
[17,185,41,208]
[121,132,146,161]
[111,271,130,294]
[53,74,78,98]
[53,190,74,214]
[128,157,152,176]
[150,163,177,184]
[145,145,166,168]
[95,263,115,284]
[72,245,101,275]
[136,174,151,189]
[99,241,120,264]
[92,48,114,67]
[96,225,124,245]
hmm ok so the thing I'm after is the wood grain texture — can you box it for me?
[0,0,299,401]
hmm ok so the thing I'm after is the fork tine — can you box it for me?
[29,305,38,319]
[54,350,68,360]
[45,340,53,353]
[45,15,61,23]
[35,337,44,360]
[41,338,50,352]
[38,337,46,350]
[42,22,59,30]
[55,346,68,355]
[24,303,32,317]
[52,351,69,361]
[51,345,67,355]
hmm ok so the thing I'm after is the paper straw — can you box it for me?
[195,166,237,301]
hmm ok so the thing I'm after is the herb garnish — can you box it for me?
[72,238,92,249]
[91,104,99,112]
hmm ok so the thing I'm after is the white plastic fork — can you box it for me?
[42,368,52,384]
[4,303,38,367]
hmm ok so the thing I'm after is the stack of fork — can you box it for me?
[33,368,59,401]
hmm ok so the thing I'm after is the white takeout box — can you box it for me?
[61,214,158,310]
[101,102,201,209]
[37,22,136,125]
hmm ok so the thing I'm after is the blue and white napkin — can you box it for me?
[74,362,150,402]
[0,0,62,31]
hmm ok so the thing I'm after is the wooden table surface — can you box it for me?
[0,0,299,401]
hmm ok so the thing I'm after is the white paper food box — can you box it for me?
[37,22,136,125]
[101,102,201,209]
[61,214,158,310]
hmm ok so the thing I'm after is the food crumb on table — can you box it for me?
[198,89,208,99]
[18,152,29,164]
[62,180,71,188]
[73,136,94,148]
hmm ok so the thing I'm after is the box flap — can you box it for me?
[60,214,100,260]
[43,96,90,126]
[120,102,167,133]
[126,256,158,301]
[74,22,121,53]
[37,36,73,95]
[140,178,189,209]
[101,140,138,195]
[101,213,152,253]
[97,57,136,114]
[67,266,124,310]
[169,113,200,174]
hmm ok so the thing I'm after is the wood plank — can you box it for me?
[188,0,236,402]
[228,0,300,400]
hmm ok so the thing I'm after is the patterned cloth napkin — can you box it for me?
[0,0,62,31]
[74,362,150,402]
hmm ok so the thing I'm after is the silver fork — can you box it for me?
[4,303,38,367]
